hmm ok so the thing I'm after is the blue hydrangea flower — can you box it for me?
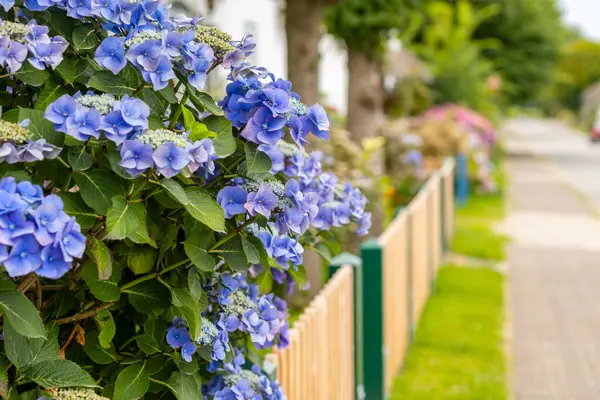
[100,111,134,145]
[28,38,68,70]
[31,194,66,246]
[65,106,101,141]
[244,183,278,218]
[66,0,93,19]
[140,55,174,90]
[241,107,286,145]
[257,144,284,174]
[119,140,154,177]
[0,41,27,73]
[305,104,330,140]
[217,186,248,219]
[116,95,150,129]
[261,88,291,117]
[153,141,189,178]
[37,246,71,279]
[55,218,86,262]
[44,94,78,132]
[0,0,14,11]
[0,211,35,246]
[187,139,216,174]
[4,235,42,277]
[16,181,43,206]
[95,36,126,74]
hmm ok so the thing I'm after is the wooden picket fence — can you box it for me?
[266,159,456,400]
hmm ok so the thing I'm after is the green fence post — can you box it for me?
[360,238,385,400]
[329,252,365,400]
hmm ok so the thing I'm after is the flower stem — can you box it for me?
[209,217,257,253]
[120,273,158,291]
[168,91,189,129]
[56,302,114,325]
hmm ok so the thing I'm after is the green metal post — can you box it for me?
[360,238,385,400]
[329,252,365,400]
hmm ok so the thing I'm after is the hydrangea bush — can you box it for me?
[0,0,370,398]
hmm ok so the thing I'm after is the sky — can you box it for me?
[559,0,600,40]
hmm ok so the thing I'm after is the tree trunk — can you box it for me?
[285,0,323,105]
[347,49,386,236]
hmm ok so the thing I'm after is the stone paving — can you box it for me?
[498,119,600,399]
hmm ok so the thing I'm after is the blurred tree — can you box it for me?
[409,0,499,117]
[285,0,339,106]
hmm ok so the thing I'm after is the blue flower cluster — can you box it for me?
[0,111,62,164]
[219,72,329,147]
[166,316,230,363]
[203,349,286,400]
[119,132,217,178]
[0,19,67,73]
[0,178,85,279]
[45,92,150,144]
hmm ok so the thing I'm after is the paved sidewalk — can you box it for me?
[498,119,600,399]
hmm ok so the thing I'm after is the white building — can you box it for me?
[169,0,349,115]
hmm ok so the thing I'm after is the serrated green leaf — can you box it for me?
[67,146,93,171]
[248,235,270,268]
[127,246,157,275]
[245,142,272,173]
[158,86,178,103]
[183,187,225,233]
[140,88,164,115]
[106,195,149,241]
[34,79,68,111]
[257,267,272,294]
[0,289,45,339]
[170,288,201,340]
[4,320,59,369]
[84,333,119,365]
[73,169,125,215]
[55,58,77,85]
[205,116,235,157]
[240,234,260,264]
[87,237,113,280]
[136,334,160,355]
[87,71,137,95]
[165,371,202,400]
[83,261,120,302]
[22,359,98,388]
[160,179,189,205]
[114,363,149,400]
[124,280,170,315]
[14,63,49,87]
[17,108,64,146]
[187,87,223,115]
[95,310,116,348]
[216,236,247,271]
[57,192,98,230]
[184,237,216,272]
[72,25,100,51]
[74,59,98,84]
[288,264,308,289]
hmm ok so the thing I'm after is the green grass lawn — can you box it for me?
[390,265,506,400]
[450,193,509,261]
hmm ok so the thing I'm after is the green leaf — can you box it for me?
[34,78,68,111]
[184,237,216,272]
[313,241,333,263]
[87,237,113,280]
[73,169,125,215]
[105,150,135,180]
[240,235,260,264]
[203,115,231,136]
[217,236,247,271]
[187,87,223,115]
[57,192,98,230]
[248,235,270,269]
[144,318,168,345]
[74,59,98,84]
[55,58,77,85]
[136,334,160,355]
[257,267,273,293]
[67,146,93,171]
[158,86,178,103]
[83,260,120,302]
[181,106,196,132]
[288,264,308,289]
[165,371,202,400]
[0,289,45,339]
[22,359,98,388]
[205,116,236,157]
[14,63,49,87]
[72,25,100,51]
[170,288,202,341]
[245,142,272,174]
[160,179,189,205]
[125,280,171,315]
[127,246,157,275]
[187,269,205,306]
[87,71,137,95]
[95,310,116,349]
[183,187,225,233]
[41,9,74,39]
[106,195,149,241]
[114,363,149,400]
[17,108,64,146]
[140,88,164,115]
[4,320,59,369]
[84,332,119,365]
[0,367,7,400]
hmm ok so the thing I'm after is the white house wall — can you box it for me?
[170,0,348,115]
